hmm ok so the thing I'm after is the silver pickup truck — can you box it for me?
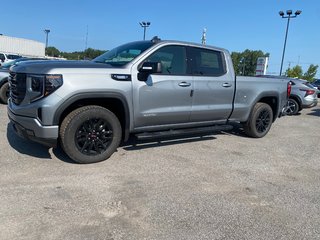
[7,38,290,163]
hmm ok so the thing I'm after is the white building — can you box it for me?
[0,35,45,57]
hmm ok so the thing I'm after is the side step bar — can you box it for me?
[135,125,233,140]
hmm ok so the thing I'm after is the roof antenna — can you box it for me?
[151,36,161,43]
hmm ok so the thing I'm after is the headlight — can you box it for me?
[27,74,63,102]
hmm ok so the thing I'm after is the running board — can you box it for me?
[135,125,233,140]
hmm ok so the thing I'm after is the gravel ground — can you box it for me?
[0,104,319,240]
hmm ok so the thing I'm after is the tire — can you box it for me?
[0,82,9,104]
[285,98,299,115]
[243,102,273,138]
[60,105,122,164]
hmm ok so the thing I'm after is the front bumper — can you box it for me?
[7,107,58,147]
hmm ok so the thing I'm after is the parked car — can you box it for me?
[311,79,320,97]
[257,75,318,115]
[0,53,22,65]
[0,58,48,103]
[285,78,318,115]
[7,38,290,163]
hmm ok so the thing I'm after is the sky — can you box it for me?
[1,0,320,77]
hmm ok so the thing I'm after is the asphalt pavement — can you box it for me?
[0,103,319,240]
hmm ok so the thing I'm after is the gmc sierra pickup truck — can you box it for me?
[7,38,290,163]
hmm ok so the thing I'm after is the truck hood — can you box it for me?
[11,60,117,74]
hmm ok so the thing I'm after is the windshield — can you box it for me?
[93,41,154,66]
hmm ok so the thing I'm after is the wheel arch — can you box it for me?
[256,95,278,122]
[53,92,130,141]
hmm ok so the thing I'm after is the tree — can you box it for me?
[303,64,318,81]
[285,65,303,79]
[83,48,105,59]
[231,50,269,76]
[285,64,318,82]
[45,46,60,57]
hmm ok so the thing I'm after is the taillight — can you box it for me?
[299,89,315,97]
[287,82,292,97]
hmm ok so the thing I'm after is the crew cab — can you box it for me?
[7,38,290,163]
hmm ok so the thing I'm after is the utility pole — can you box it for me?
[201,28,207,45]
[85,25,89,51]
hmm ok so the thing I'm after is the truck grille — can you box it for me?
[9,72,27,105]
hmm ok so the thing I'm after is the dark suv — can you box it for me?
[312,79,320,97]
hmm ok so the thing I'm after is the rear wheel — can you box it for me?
[60,106,122,164]
[243,102,273,138]
[285,98,299,115]
[0,82,9,104]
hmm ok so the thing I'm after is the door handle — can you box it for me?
[178,82,191,87]
[222,83,232,88]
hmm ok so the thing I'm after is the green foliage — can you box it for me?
[61,48,106,60]
[286,65,303,79]
[46,46,106,60]
[45,46,60,57]
[303,64,318,81]
[285,64,318,82]
[231,49,269,76]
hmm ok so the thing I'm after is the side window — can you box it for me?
[144,46,187,75]
[190,47,226,76]
[0,54,5,62]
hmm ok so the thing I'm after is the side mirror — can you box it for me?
[138,62,162,81]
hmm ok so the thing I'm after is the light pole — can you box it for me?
[139,22,150,40]
[44,29,50,49]
[279,10,301,76]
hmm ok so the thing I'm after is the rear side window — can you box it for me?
[189,47,226,76]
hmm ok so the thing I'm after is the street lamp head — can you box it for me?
[146,22,150,26]
[295,10,302,16]
[44,29,50,34]
[286,10,292,15]
[279,11,284,17]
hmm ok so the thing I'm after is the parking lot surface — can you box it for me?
[0,104,319,240]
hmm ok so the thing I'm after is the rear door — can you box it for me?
[188,47,234,122]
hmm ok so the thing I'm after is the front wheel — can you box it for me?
[0,82,9,104]
[243,102,273,138]
[60,106,122,164]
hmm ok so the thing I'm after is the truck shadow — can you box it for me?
[7,123,52,159]
[7,122,246,163]
[6,123,75,163]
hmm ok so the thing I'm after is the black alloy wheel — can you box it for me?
[243,102,273,138]
[255,109,271,134]
[75,118,113,156]
[60,105,122,164]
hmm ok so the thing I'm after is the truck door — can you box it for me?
[188,47,234,122]
[131,45,193,128]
